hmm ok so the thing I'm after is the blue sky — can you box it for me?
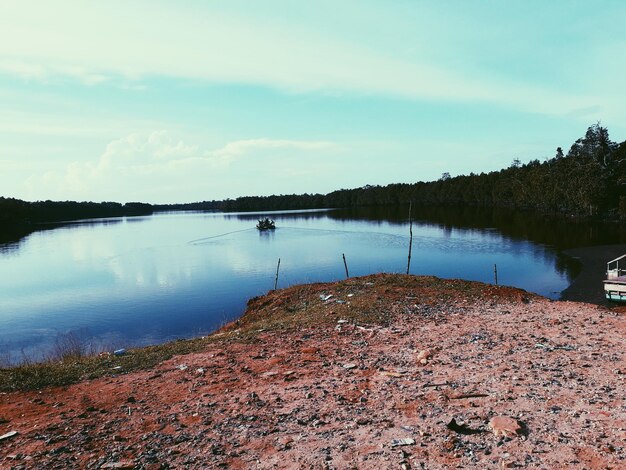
[1,0,625,204]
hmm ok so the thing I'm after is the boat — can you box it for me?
[603,254,626,302]
[256,218,276,231]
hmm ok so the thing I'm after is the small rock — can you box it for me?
[380,371,404,378]
[343,363,357,369]
[101,461,135,469]
[489,416,523,438]
[276,437,294,450]
[0,430,18,441]
[416,349,432,364]
[113,348,126,356]
[601,444,616,453]
[390,438,415,447]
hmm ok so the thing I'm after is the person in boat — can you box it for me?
[256,218,275,230]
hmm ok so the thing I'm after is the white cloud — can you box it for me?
[210,139,334,163]
[0,0,605,117]
[0,109,159,138]
[0,60,47,80]
[23,131,339,202]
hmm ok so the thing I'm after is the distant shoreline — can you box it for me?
[560,244,626,305]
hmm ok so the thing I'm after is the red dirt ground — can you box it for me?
[1,274,626,469]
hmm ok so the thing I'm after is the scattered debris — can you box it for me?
[100,461,135,469]
[423,382,450,388]
[380,370,405,378]
[0,430,18,441]
[0,274,624,468]
[449,392,489,400]
[390,438,415,447]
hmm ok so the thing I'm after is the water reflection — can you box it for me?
[0,206,622,363]
[0,241,21,255]
[329,205,626,247]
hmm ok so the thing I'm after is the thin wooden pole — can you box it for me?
[274,258,281,290]
[342,253,350,278]
[494,263,498,285]
[406,202,413,275]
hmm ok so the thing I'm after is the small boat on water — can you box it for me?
[256,218,276,231]
[603,254,626,302]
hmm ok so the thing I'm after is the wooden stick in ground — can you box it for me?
[406,202,413,275]
[274,258,281,290]
[342,253,350,278]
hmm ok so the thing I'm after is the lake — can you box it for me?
[0,206,621,363]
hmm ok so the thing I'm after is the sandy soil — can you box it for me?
[1,274,626,469]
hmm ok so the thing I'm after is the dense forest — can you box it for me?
[1,124,625,242]
[159,124,626,218]
[0,199,152,242]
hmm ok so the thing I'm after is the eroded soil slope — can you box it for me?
[1,274,626,469]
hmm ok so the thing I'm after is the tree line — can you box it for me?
[0,199,152,242]
[2,123,625,242]
[161,123,626,218]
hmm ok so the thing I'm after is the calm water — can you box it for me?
[0,206,621,362]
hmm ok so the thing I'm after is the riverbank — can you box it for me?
[560,244,626,305]
[1,274,625,468]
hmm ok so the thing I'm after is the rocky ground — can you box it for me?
[1,274,626,469]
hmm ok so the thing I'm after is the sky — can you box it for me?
[1,0,625,204]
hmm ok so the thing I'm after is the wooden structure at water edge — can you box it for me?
[603,254,626,302]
